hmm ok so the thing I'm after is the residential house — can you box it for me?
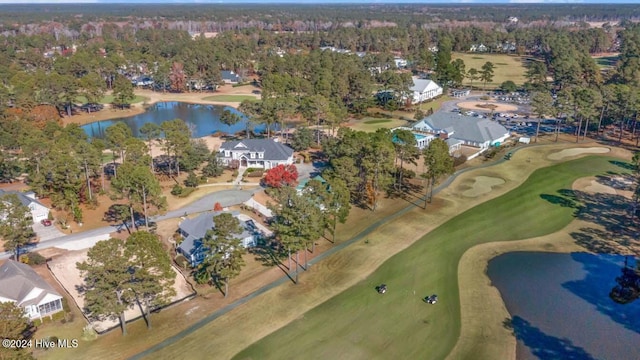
[0,190,50,223]
[413,112,510,150]
[218,139,294,169]
[176,211,261,267]
[0,260,64,320]
[469,44,488,52]
[394,57,408,68]
[221,70,241,84]
[409,78,443,104]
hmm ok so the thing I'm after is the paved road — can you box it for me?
[127,143,539,360]
[0,189,255,260]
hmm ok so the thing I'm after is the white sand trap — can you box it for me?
[584,180,617,195]
[462,176,505,197]
[547,147,610,160]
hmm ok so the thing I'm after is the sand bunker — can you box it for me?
[462,176,505,197]
[547,147,610,160]
[573,177,618,195]
[457,101,518,112]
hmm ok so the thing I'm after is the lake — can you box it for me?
[81,101,266,138]
[487,252,640,360]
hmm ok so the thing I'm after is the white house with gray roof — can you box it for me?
[177,211,261,267]
[218,139,294,169]
[413,112,510,150]
[409,77,443,104]
[0,190,50,223]
[0,260,64,320]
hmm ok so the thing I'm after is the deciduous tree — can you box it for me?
[264,164,298,188]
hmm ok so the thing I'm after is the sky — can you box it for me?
[0,0,639,4]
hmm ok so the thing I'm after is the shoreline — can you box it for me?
[62,86,257,127]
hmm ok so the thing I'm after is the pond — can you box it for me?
[487,252,640,360]
[81,101,267,138]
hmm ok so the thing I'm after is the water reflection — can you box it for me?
[81,102,266,138]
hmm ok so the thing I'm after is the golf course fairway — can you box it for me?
[233,156,629,360]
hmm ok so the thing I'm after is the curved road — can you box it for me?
[128,144,536,360]
[0,189,254,260]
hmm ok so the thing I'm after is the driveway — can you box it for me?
[32,221,65,241]
[0,189,256,260]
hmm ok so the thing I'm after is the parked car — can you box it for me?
[41,219,52,227]
[252,89,261,94]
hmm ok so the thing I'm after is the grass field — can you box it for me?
[233,156,627,360]
[452,53,528,87]
[75,95,149,105]
[593,55,619,69]
[202,95,258,102]
[348,117,409,132]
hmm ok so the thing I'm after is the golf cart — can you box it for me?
[425,294,438,304]
[377,284,387,294]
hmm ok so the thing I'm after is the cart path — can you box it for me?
[128,144,537,360]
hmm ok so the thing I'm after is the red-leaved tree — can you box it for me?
[213,202,223,211]
[263,164,298,188]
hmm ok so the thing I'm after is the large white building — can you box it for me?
[409,78,443,104]
[218,139,294,169]
[413,112,510,150]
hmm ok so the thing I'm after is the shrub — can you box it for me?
[232,170,239,177]
[184,172,199,188]
[171,184,183,196]
[27,252,46,265]
[247,170,264,178]
[453,154,468,167]
[174,254,189,269]
[177,187,196,198]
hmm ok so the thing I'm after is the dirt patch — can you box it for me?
[462,176,505,197]
[48,249,195,333]
[457,101,518,112]
[547,147,610,160]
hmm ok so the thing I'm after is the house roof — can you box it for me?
[221,70,240,81]
[0,260,61,306]
[177,211,253,255]
[219,139,294,161]
[414,112,509,144]
[0,190,47,209]
[296,175,327,191]
[410,78,442,93]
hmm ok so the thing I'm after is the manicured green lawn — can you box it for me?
[593,55,619,69]
[452,53,527,87]
[233,156,628,360]
[202,95,258,102]
[348,117,409,132]
[75,95,148,104]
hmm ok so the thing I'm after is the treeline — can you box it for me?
[0,4,638,31]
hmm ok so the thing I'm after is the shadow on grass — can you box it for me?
[249,242,297,284]
[511,316,597,360]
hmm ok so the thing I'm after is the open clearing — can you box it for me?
[346,117,408,132]
[452,53,528,87]
[232,154,628,360]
